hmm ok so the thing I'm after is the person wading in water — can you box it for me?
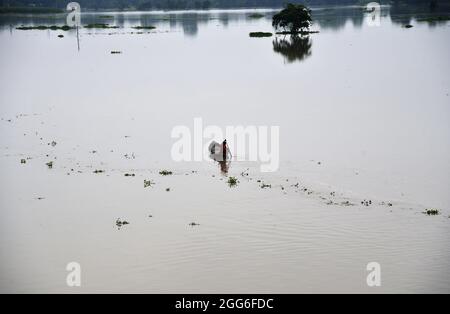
[222,139,228,161]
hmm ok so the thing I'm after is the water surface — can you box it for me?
[0,6,449,293]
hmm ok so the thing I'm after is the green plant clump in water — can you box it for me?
[16,25,71,31]
[159,170,173,176]
[20,159,26,164]
[111,51,122,54]
[46,161,53,169]
[248,13,265,19]
[227,176,239,187]
[249,32,273,37]
[84,23,118,29]
[132,26,156,30]
[144,179,154,188]
[93,169,104,174]
[424,209,440,216]
[261,183,272,189]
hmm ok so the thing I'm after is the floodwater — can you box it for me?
[0,6,449,293]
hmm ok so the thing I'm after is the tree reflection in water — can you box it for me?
[272,35,312,64]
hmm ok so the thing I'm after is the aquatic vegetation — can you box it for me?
[16,25,72,31]
[404,24,414,28]
[417,16,450,23]
[46,161,53,169]
[51,141,57,147]
[159,170,173,176]
[20,159,26,164]
[260,183,271,189]
[227,176,239,187]
[144,179,154,188]
[93,169,105,174]
[132,26,156,30]
[58,35,64,38]
[189,222,200,226]
[361,199,372,206]
[424,209,440,216]
[248,13,265,19]
[84,24,118,29]
[116,218,130,229]
[111,51,122,54]
[124,173,135,177]
[166,188,171,192]
[249,32,273,37]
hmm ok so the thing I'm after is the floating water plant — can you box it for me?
[249,32,273,37]
[116,218,130,229]
[124,173,135,177]
[189,222,200,226]
[46,161,53,169]
[84,23,118,29]
[93,169,104,174]
[111,51,122,54]
[132,26,156,30]
[16,25,71,31]
[248,13,265,19]
[144,179,154,188]
[159,170,173,176]
[227,176,238,187]
[260,183,271,189]
[20,159,26,164]
[424,209,440,216]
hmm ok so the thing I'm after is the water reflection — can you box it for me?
[272,35,312,64]
[1,5,449,35]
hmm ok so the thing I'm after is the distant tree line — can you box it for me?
[0,0,446,11]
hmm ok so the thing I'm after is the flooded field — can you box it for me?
[0,6,449,293]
